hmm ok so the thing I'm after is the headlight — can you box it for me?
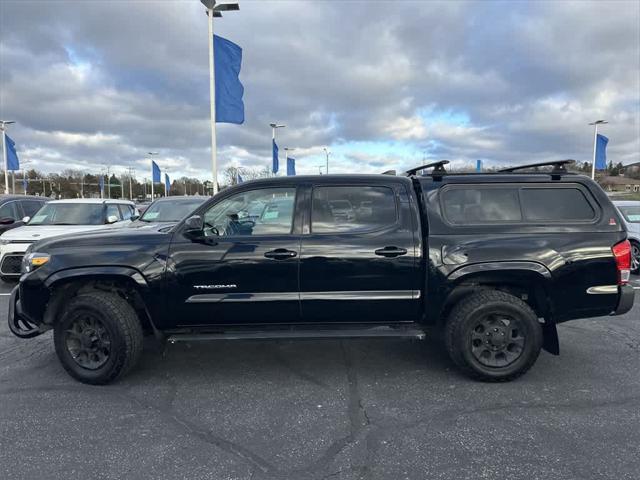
[22,252,50,273]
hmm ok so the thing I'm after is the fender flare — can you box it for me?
[43,266,149,289]
[447,261,552,281]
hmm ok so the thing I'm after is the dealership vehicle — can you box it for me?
[0,195,48,235]
[134,196,208,224]
[8,160,634,384]
[0,199,136,281]
[612,200,640,273]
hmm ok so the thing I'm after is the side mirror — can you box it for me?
[130,215,140,222]
[22,216,30,223]
[106,215,119,224]
[184,215,204,232]
[0,217,15,225]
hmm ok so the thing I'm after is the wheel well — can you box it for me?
[438,271,552,326]
[44,276,154,334]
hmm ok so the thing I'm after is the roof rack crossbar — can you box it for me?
[405,160,450,176]
[498,159,576,174]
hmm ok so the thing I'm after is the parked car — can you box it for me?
[0,198,136,281]
[135,196,208,224]
[0,195,48,235]
[7,160,634,384]
[613,200,640,273]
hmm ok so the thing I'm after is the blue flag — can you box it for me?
[165,173,170,194]
[476,159,483,172]
[5,134,20,170]
[152,160,161,183]
[595,134,609,170]
[237,173,244,184]
[214,35,244,124]
[272,139,279,174]
[287,157,296,176]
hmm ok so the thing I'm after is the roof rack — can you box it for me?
[498,159,576,174]
[405,160,450,177]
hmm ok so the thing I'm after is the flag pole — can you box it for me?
[151,163,154,200]
[207,8,218,195]
[1,128,9,195]
[590,123,599,180]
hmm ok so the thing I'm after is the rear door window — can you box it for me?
[520,188,595,221]
[311,186,397,233]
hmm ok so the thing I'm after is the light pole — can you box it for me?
[147,152,158,200]
[323,147,330,175]
[127,167,135,200]
[1,120,16,195]
[201,0,240,196]
[589,120,608,180]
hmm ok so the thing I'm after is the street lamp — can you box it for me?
[589,120,608,180]
[323,147,330,175]
[201,0,240,196]
[1,120,16,195]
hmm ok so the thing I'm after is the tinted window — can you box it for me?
[28,204,105,225]
[521,188,595,221]
[0,202,19,220]
[22,200,45,217]
[312,186,397,233]
[141,198,207,222]
[203,188,295,236]
[442,187,521,224]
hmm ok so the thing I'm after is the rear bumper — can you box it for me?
[614,284,635,315]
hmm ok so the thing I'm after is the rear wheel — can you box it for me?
[54,291,143,385]
[445,290,543,382]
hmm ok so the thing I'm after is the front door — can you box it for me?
[168,186,301,327]
[299,183,421,323]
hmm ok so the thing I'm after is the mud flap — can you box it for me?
[542,321,559,355]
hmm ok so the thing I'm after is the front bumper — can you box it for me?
[614,284,635,316]
[7,285,47,338]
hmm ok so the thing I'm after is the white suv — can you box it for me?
[0,199,137,281]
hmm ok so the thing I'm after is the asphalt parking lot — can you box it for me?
[1,280,639,480]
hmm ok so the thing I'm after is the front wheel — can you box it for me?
[445,290,543,382]
[54,291,144,385]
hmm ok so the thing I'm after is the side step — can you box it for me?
[166,324,426,343]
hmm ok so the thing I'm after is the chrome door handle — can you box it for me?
[374,246,408,258]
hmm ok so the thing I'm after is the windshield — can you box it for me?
[140,198,206,222]
[28,203,105,225]
[618,206,640,223]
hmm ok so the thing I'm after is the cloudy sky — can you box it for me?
[1,0,639,181]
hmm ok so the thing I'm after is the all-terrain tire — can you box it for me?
[445,290,543,382]
[54,291,144,385]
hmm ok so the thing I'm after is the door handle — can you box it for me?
[374,246,408,258]
[264,248,298,260]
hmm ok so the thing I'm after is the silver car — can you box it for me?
[613,200,640,273]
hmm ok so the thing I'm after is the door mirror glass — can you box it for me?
[0,217,15,225]
[106,215,119,224]
[22,216,30,223]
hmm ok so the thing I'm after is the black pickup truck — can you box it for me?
[8,160,635,384]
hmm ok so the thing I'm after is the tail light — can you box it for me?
[612,240,631,285]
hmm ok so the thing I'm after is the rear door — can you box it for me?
[299,181,421,323]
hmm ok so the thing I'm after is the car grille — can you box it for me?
[0,255,24,276]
